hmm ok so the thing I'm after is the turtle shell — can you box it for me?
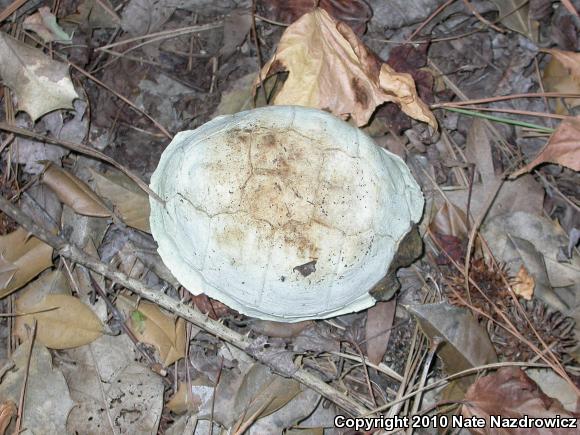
[150,106,424,322]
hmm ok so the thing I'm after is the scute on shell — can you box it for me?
[150,106,424,322]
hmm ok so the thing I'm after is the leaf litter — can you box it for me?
[0,0,580,434]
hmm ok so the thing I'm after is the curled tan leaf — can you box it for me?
[0,227,53,298]
[40,162,111,217]
[511,116,580,177]
[255,8,437,128]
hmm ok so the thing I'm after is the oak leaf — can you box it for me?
[255,8,436,128]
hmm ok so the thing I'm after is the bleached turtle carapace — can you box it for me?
[149,106,424,322]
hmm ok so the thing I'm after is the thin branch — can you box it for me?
[0,122,163,204]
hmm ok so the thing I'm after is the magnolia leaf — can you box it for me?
[19,294,103,349]
[0,340,74,433]
[0,227,53,298]
[511,116,580,176]
[462,367,579,431]
[23,7,72,44]
[89,168,150,232]
[0,32,79,121]
[41,162,111,217]
[256,8,436,128]
[129,301,186,366]
[14,269,70,342]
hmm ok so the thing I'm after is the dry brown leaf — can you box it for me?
[543,49,580,115]
[461,367,579,434]
[14,270,70,342]
[0,227,53,298]
[511,116,580,177]
[19,294,103,349]
[513,265,535,300]
[255,8,436,128]
[89,168,150,233]
[129,301,186,366]
[41,162,111,217]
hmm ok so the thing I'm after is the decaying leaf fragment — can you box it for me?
[513,265,535,300]
[462,367,580,434]
[255,8,436,128]
[0,32,79,121]
[129,301,186,366]
[0,228,53,298]
[23,7,72,44]
[511,116,580,176]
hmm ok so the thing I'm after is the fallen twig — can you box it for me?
[0,195,370,417]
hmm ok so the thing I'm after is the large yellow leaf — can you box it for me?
[255,8,436,128]
[19,294,103,349]
[0,227,53,298]
[129,301,186,366]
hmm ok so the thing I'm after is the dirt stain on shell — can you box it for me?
[211,127,324,266]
